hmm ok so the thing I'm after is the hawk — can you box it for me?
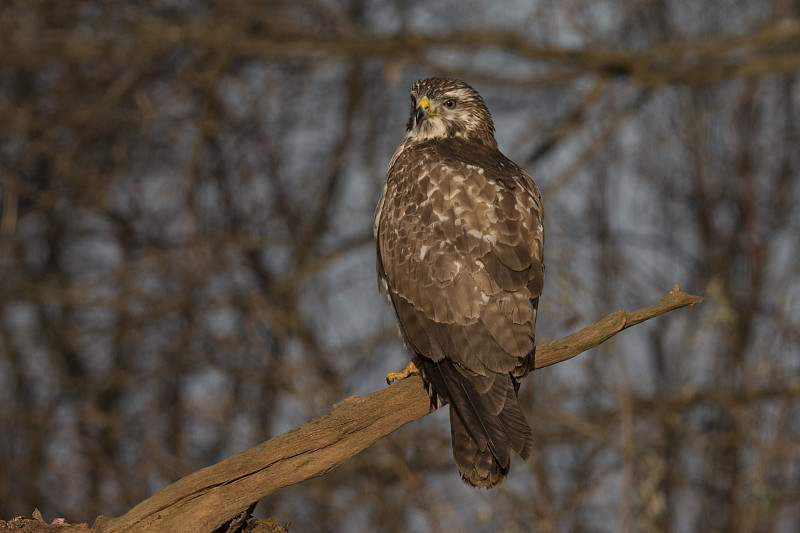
[374,77,545,487]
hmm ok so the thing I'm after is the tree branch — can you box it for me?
[94,284,703,533]
[7,19,799,87]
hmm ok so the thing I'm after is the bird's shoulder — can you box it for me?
[378,137,543,291]
[386,138,538,200]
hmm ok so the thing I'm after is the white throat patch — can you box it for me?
[406,117,451,141]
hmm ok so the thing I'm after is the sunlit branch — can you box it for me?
[94,284,704,533]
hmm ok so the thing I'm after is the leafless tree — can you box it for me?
[1,1,798,532]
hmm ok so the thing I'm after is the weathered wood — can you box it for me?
[533,283,704,369]
[95,284,703,533]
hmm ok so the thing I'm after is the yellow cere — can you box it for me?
[417,97,443,117]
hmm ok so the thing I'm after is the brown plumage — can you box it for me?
[375,78,544,487]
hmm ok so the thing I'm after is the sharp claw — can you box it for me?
[386,358,421,385]
[386,371,402,384]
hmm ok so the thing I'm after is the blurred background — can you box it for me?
[1,1,799,532]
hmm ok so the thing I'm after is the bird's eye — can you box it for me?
[444,99,457,109]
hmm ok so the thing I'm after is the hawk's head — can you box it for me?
[405,78,496,145]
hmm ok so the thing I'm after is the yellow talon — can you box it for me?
[386,357,421,384]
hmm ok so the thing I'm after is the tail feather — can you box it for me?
[450,408,506,487]
[420,358,533,488]
[497,387,533,460]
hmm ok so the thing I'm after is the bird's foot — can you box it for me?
[386,357,421,384]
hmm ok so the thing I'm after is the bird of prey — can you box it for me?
[374,77,544,487]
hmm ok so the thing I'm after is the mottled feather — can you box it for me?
[375,78,544,487]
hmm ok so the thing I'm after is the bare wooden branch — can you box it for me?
[7,19,799,87]
[94,284,703,533]
[533,283,704,369]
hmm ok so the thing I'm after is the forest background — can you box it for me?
[1,1,799,532]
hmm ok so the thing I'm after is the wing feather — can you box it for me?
[376,131,544,487]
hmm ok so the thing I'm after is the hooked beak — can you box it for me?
[415,97,442,125]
